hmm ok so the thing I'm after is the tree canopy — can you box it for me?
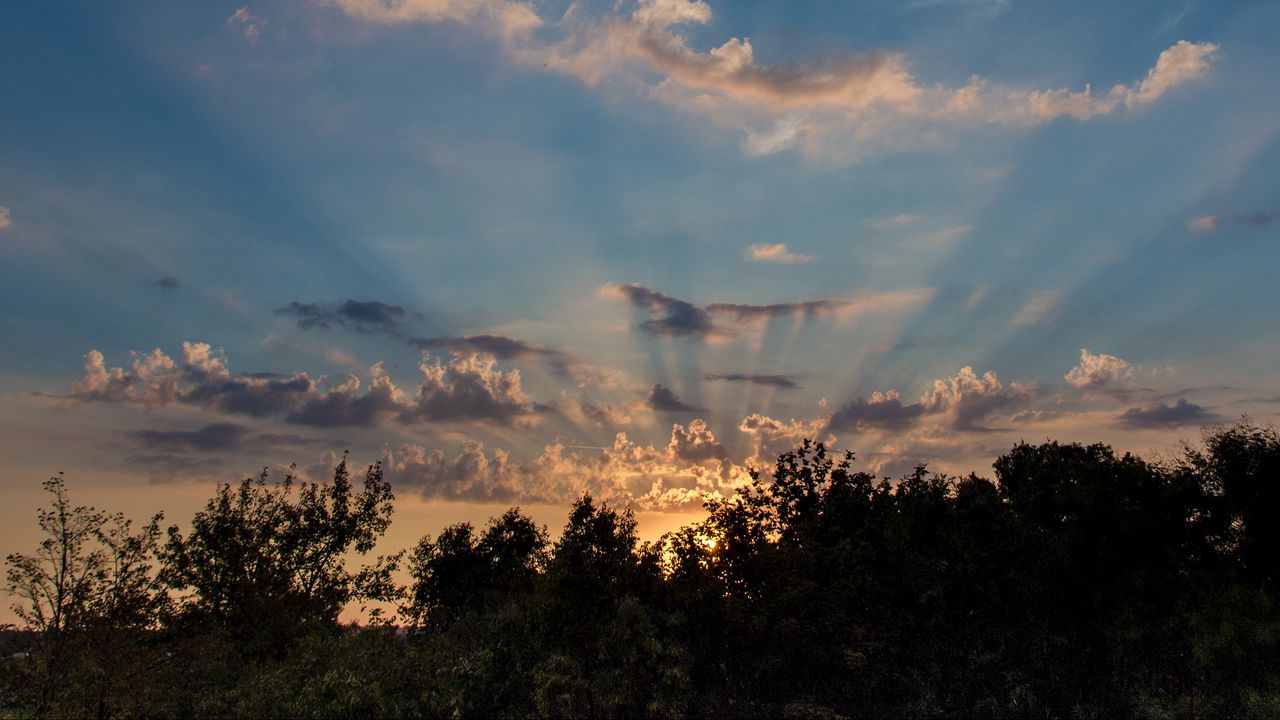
[5,422,1280,718]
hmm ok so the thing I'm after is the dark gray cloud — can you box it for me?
[1117,399,1220,428]
[706,298,851,322]
[647,383,700,412]
[129,422,324,452]
[704,373,798,389]
[153,276,179,291]
[124,453,223,478]
[605,283,716,338]
[602,282,861,340]
[277,299,409,335]
[1191,211,1280,231]
[827,396,925,432]
[413,334,561,360]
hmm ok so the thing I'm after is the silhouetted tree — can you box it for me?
[160,455,399,657]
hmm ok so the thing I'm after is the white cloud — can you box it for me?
[746,242,813,264]
[326,0,541,40]
[1064,348,1135,389]
[329,0,1220,164]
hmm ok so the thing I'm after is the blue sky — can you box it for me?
[1,0,1278,542]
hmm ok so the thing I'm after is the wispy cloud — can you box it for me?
[704,373,798,389]
[1188,211,1280,232]
[129,422,323,452]
[0,206,10,230]
[746,242,813,264]
[226,7,266,43]
[328,0,1220,164]
[277,299,410,336]
[600,282,934,341]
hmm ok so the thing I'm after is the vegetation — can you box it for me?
[4,422,1280,718]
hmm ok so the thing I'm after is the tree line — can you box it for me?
[3,421,1280,718]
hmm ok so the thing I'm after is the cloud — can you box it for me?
[382,421,750,509]
[226,7,266,43]
[1188,211,1280,232]
[124,454,224,479]
[1064,348,1136,389]
[704,373,798,389]
[1013,291,1057,326]
[404,352,537,425]
[277,299,409,336]
[62,343,539,427]
[285,362,405,428]
[326,0,540,40]
[738,413,833,465]
[153,276,179,291]
[1117,398,1219,428]
[0,206,10,230]
[598,283,718,339]
[746,243,813,264]
[828,366,1033,433]
[828,390,926,432]
[667,418,728,462]
[647,383,700,412]
[332,0,1218,164]
[872,214,920,229]
[600,282,933,341]
[413,334,559,360]
[129,422,323,452]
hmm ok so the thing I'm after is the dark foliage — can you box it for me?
[6,421,1280,718]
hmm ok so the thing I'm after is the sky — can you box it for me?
[1,0,1278,565]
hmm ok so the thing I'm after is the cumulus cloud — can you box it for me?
[828,366,1033,433]
[406,352,536,425]
[1188,211,1280,232]
[277,299,409,336]
[600,282,933,341]
[62,344,539,427]
[382,421,750,509]
[331,0,1218,164]
[1064,348,1136,389]
[1117,398,1219,428]
[129,422,323,452]
[704,373,798,389]
[0,206,10,230]
[647,383,700,412]
[226,7,266,43]
[738,413,833,466]
[746,243,813,264]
